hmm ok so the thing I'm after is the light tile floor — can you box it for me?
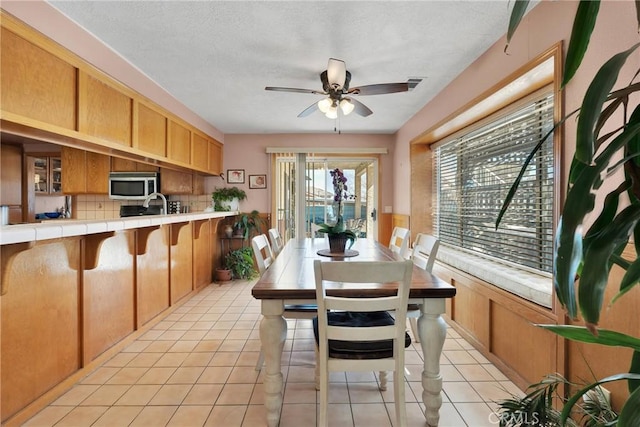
[23,280,524,427]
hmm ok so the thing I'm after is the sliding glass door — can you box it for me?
[274,154,378,242]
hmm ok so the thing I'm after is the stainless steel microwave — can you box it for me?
[108,172,159,200]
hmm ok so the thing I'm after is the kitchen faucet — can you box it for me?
[143,192,167,215]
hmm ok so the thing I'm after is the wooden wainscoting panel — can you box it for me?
[137,226,170,326]
[170,222,194,304]
[1,240,81,422]
[450,277,491,347]
[566,264,640,411]
[82,231,135,363]
[193,220,212,289]
[490,302,556,386]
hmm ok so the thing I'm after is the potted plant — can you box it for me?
[224,246,257,280]
[497,2,640,425]
[233,210,266,240]
[315,168,357,252]
[211,186,247,211]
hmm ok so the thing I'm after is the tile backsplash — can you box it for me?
[75,194,214,219]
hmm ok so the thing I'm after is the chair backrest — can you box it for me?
[268,228,283,256]
[251,234,274,274]
[389,227,410,259]
[313,259,413,358]
[412,233,440,272]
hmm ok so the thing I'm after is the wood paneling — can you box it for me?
[137,226,170,326]
[135,102,166,157]
[450,278,491,347]
[193,220,212,289]
[170,222,194,303]
[1,27,76,130]
[168,120,191,164]
[410,143,433,241]
[78,71,132,147]
[1,240,81,420]
[491,303,556,385]
[83,231,135,362]
[192,133,209,171]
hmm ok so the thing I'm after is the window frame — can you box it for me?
[409,44,563,308]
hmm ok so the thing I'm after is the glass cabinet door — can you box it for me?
[50,157,62,193]
[34,157,48,193]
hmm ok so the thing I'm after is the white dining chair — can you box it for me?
[251,234,275,274]
[407,234,440,343]
[389,226,411,259]
[313,259,413,427]
[252,233,317,370]
[268,228,283,257]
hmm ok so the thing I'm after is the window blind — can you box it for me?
[433,92,554,273]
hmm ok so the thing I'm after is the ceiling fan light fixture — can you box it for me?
[325,105,338,119]
[340,98,355,116]
[318,97,332,113]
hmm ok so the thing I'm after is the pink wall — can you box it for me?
[220,134,395,213]
[392,0,640,214]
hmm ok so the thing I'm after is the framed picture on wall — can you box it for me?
[249,174,267,189]
[227,169,245,184]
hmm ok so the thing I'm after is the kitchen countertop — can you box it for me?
[0,211,235,246]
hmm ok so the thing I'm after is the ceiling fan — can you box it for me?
[265,58,421,119]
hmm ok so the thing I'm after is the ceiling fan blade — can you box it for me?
[298,102,319,118]
[349,98,373,117]
[265,86,325,95]
[348,82,409,96]
[327,58,346,89]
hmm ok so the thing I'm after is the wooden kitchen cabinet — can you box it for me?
[1,27,76,131]
[61,147,110,194]
[78,71,132,148]
[208,140,223,175]
[1,144,24,223]
[33,157,62,194]
[191,133,209,171]
[134,101,167,157]
[160,168,193,195]
[168,120,191,165]
[111,157,158,173]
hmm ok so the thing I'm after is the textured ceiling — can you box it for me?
[48,1,522,135]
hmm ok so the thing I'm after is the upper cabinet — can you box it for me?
[61,147,110,194]
[1,13,223,177]
[0,27,76,130]
[33,157,62,194]
[78,71,132,147]
[134,101,167,157]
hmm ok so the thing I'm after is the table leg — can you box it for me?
[418,298,447,427]
[260,300,287,427]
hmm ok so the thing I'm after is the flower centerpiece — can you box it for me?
[316,168,357,253]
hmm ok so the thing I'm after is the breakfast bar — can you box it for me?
[0,211,232,422]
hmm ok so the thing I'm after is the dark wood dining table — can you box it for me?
[251,237,456,427]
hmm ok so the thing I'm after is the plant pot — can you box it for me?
[221,197,239,212]
[328,234,348,254]
[215,268,233,282]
